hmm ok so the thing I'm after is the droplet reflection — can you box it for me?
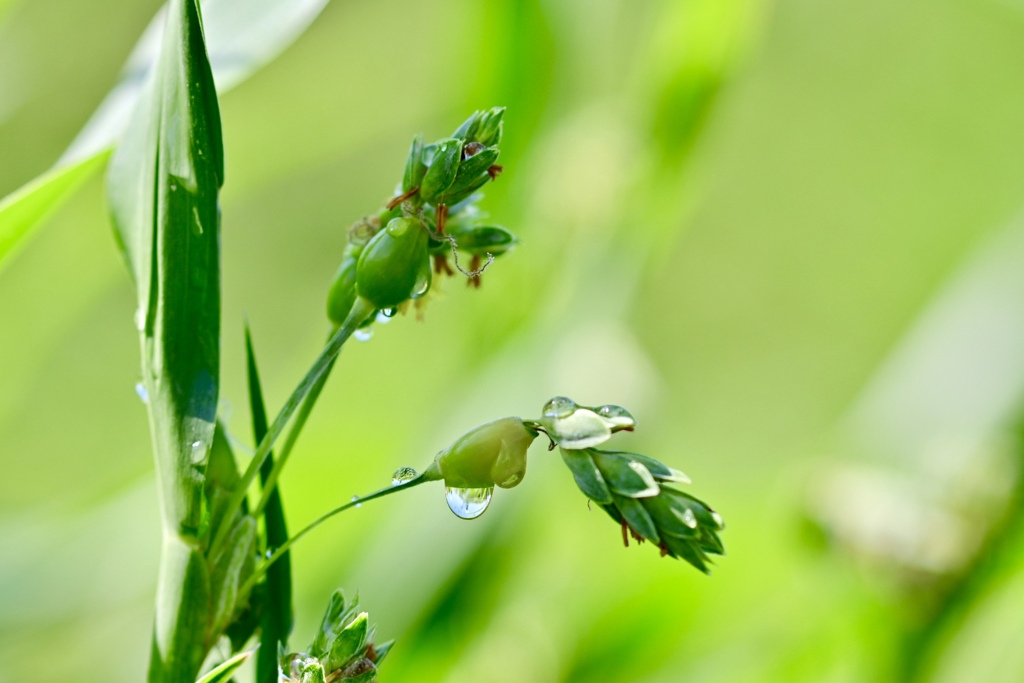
[445,487,493,519]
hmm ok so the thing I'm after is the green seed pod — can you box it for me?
[419,138,463,203]
[326,250,359,326]
[431,417,539,489]
[448,224,519,256]
[356,217,431,309]
[402,134,426,193]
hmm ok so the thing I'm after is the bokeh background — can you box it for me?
[4,0,1024,680]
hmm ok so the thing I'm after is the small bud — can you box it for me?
[435,147,500,206]
[402,134,426,194]
[326,249,359,326]
[428,417,540,489]
[420,138,463,203]
[447,224,519,256]
[356,217,431,309]
[299,658,327,683]
[324,612,368,673]
[475,107,505,147]
[452,107,505,146]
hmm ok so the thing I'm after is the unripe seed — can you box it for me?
[355,217,431,309]
[433,417,539,489]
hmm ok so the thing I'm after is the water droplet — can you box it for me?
[543,396,577,419]
[411,269,430,299]
[191,440,202,449]
[135,382,149,404]
[596,404,636,430]
[351,495,362,509]
[375,310,392,324]
[711,511,725,530]
[134,308,145,331]
[354,328,373,342]
[445,487,493,519]
[391,467,418,486]
[265,549,273,559]
[681,508,698,529]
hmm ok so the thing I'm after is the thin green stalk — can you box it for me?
[254,328,339,517]
[209,298,375,558]
[240,476,433,598]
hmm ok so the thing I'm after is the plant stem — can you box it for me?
[253,330,339,517]
[239,475,435,599]
[209,298,375,558]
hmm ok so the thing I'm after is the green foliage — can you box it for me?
[540,397,725,573]
[283,591,390,683]
[106,0,224,679]
[193,651,254,683]
[0,151,108,273]
[0,0,332,279]
[245,327,294,683]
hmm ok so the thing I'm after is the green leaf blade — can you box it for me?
[109,0,224,536]
[107,1,224,680]
[245,326,294,683]
[194,650,255,683]
[0,151,109,274]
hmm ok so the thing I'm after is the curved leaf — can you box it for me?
[108,0,223,680]
[0,0,332,275]
[194,650,254,683]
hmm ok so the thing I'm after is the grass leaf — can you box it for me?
[0,0,331,277]
[193,650,254,683]
[0,151,108,274]
[245,324,294,683]
[106,0,223,679]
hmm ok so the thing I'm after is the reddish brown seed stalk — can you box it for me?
[386,186,419,210]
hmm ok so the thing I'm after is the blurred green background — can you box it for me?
[4,0,1024,680]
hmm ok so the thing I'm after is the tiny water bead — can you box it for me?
[543,396,577,419]
[135,382,149,404]
[596,404,636,430]
[681,508,698,529]
[391,467,418,486]
[411,269,431,298]
[351,495,362,509]
[445,487,493,519]
[354,328,374,342]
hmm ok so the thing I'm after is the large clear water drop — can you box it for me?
[445,487,493,519]
[543,396,577,419]
[392,467,418,486]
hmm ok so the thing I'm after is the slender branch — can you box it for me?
[239,475,434,598]
[209,298,375,558]
[253,330,338,517]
